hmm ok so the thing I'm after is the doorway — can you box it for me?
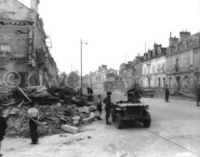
[176,76,181,91]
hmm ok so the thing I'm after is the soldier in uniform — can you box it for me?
[196,85,200,106]
[0,109,9,157]
[103,91,112,125]
[96,95,102,120]
[28,102,39,144]
[165,84,170,102]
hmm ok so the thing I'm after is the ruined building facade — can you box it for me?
[0,0,58,88]
[119,56,143,88]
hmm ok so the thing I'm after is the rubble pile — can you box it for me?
[0,85,97,137]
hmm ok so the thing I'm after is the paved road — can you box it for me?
[3,91,200,157]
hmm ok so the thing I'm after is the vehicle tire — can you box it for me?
[143,112,151,128]
[111,111,116,122]
[116,113,123,129]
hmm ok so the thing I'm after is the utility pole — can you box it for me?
[80,39,83,95]
[70,64,73,72]
[80,39,88,96]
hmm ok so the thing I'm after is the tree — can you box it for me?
[59,72,68,87]
[67,72,80,89]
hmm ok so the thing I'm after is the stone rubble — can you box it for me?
[0,85,97,137]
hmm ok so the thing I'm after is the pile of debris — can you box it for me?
[0,85,97,137]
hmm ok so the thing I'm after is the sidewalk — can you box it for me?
[153,91,196,102]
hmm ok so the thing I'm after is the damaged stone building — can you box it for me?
[86,65,118,91]
[166,31,200,93]
[0,0,58,88]
[119,55,143,88]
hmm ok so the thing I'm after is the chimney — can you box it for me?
[31,0,40,13]
[179,31,191,42]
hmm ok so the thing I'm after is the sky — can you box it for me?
[19,0,200,75]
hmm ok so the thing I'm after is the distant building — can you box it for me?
[84,65,118,91]
[166,31,200,93]
[141,43,167,88]
[119,62,135,88]
[119,55,143,89]
[0,0,58,88]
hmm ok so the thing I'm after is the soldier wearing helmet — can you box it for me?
[103,91,112,125]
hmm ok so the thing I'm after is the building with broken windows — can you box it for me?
[166,31,200,93]
[0,0,58,88]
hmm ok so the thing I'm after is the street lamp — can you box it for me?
[80,39,88,95]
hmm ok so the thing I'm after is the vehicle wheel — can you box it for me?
[116,113,123,129]
[111,111,116,122]
[143,112,151,128]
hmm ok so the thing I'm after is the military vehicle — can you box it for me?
[111,83,151,129]
[141,89,155,98]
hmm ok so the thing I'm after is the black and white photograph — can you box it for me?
[0,0,200,156]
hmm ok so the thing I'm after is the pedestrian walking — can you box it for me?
[196,85,200,106]
[0,109,8,157]
[165,84,170,102]
[28,102,39,144]
[96,95,102,120]
[103,91,112,125]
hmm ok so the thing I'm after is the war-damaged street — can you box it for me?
[3,91,200,157]
[1,1,200,157]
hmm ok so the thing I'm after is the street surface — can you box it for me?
[3,91,200,157]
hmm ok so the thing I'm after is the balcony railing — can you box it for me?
[166,66,194,74]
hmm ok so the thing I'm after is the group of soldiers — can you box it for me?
[92,91,113,125]
[1,84,200,156]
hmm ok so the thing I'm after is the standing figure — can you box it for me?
[28,102,39,144]
[196,85,200,106]
[0,109,8,157]
[103,91,112,125]
[165,85,170,102]
[87,87,94,101]
[87,87,90,95]
[96,95,102,120]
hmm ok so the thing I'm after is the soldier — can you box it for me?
[196,85,200,106]
[165,84,170,102]
[0,109,8,157]
[103,91,112,125]
[28,102,39,144]
[96,95,102,120]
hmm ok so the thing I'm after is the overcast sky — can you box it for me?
[19,0,200,75]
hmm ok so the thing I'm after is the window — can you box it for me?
[0,44,11,55]
[0,45,11,52]
[157,64,161,73]
[153,66,155,74]
[144,67,146,75]
[147,65,150,74]
[163,77,166,87]
[162,64,165,73]
[158,78,161,87]
[169,77,172,88]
